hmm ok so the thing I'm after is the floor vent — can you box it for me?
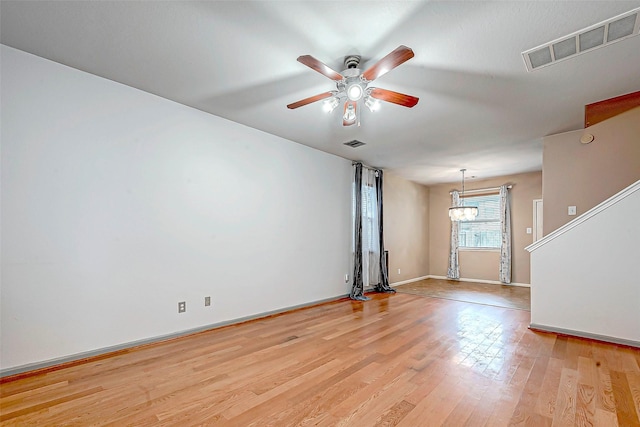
[522,7,640,72]
[344,140,366,148]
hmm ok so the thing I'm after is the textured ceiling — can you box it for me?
[2,1,640,184]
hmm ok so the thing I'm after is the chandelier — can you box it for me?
[449,169,478,221]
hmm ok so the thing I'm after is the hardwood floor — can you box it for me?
[1,293,639,426]
[395,278,531,311]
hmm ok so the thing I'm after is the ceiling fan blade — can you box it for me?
[369,88,419,108]
[343,101,357,126]
[287,91,335,109]
[297,55,344,81]
[362,45,415,82]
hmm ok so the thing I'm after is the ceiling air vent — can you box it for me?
[522,7,640,71]
[344,140,366,148]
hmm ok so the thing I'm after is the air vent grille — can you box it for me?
[522,7,640,71]
[344,140,366,148]
[579,27,605,51]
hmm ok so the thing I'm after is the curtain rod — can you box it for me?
[449,185,512,195]
[352,161,380,171]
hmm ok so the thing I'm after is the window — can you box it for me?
[360,184,379,253]
[352,183,379,251]
[458,194,501,249]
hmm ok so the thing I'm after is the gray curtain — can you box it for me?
[374,170,395,293]
[350,163,369,300]
[499,185,512,284]
[447,191,460,279]
[350,164,393,300]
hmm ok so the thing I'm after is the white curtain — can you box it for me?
[447,191,460,279]
[499,185,512,284]
[361,168,381,288]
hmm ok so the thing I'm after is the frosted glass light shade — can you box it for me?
[323,97,339,113]
[365,96,380,112]
[449,206,478,221]
[347,84,363,101]
[343,104,356,122]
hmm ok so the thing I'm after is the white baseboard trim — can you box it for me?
[529,323,640,349]
[389,275,430,287]
[0,294,349,379]
[427,275,530,287]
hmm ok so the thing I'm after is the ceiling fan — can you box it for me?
[287,45,419,126]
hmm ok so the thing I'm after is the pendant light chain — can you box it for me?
[448,168,478,221]
[460,168,466,206]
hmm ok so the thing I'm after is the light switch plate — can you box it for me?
[526,228,532,234]
[568,206,577,215]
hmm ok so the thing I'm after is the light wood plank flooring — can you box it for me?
[1,293,639,426]
[395,278,531,311]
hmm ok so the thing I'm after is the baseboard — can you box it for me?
[529,323,640,348]
[389,275,430,287]
[0,294,349,380]
[427,275,530,287]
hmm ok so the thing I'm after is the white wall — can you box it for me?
[0,46,352,371]
[529,182,640,344]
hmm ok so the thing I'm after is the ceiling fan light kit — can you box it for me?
[323,96,340,113]
[343,102,357,124]
[287,46,419,126]
[365,96,381,112]
[347,84,363,101]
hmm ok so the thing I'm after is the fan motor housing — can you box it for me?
[342,68,361,78]
[344,55,361,69]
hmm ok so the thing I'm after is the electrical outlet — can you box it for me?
[205,296,211,307]
[178,301,186,313]
[526,228,532,234]
[568,206,577,216]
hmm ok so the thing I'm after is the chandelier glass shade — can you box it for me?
[449,168,478,221]
[448,205,479,221]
